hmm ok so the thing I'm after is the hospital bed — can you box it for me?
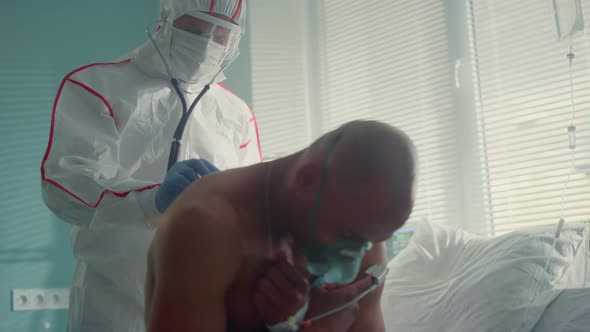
[531,287,590,331]
[380,221,590,332]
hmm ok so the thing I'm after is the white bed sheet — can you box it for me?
[381,221,588,332]
[531,288,590,332]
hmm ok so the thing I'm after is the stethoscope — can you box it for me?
[146,21,237,171]
[167,79,211,170]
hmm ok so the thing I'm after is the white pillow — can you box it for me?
[381,221,588,332]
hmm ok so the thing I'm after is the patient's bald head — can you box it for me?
[282,120,416,246]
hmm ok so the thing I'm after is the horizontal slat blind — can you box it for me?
[249,0,312,160]
[469,0,590,234]
[316,0,463,225]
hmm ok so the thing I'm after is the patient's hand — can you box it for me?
[305,276,372,332]
[253,253,310,325]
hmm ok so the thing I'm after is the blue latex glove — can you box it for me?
[155,159,219,213]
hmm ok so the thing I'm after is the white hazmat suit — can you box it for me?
[40,0,261,331]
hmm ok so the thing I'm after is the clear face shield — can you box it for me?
[173,10,242,67]
[147,9,243,84]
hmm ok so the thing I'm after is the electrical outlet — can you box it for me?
[12,288,69,311]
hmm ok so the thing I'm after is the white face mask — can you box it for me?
[169,27,225,84]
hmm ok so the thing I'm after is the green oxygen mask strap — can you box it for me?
[309,131,345,245]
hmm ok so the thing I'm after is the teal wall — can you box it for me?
[0,2,158,331]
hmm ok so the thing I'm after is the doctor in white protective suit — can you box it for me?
[40,0,262,331]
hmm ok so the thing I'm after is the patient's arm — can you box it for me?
[348,242,387,332]
[147,203,241,332]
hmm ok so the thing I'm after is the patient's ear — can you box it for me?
[294,162,322,198]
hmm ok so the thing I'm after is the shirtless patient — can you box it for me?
[146,120,416,332]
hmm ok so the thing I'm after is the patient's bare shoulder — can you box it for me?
[152,194,242,287]
[147,195,242,331]
[160,192,239,234]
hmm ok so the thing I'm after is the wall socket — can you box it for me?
[12,288,69,311]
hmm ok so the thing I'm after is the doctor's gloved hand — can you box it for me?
[155,159,219,213]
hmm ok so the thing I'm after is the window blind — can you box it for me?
[249,0,313,160]
[468,0,590,234]
[315,0,464,226]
